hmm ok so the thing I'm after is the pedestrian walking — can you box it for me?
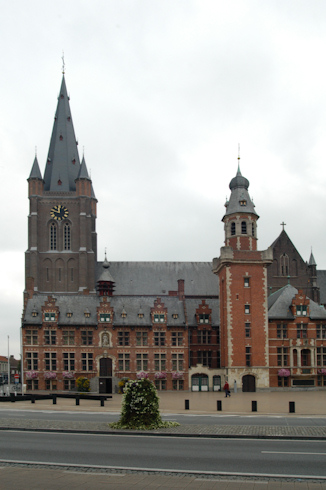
[223,381,230,397]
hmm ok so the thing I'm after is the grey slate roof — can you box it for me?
[43,76,81,192]
[77,156,91,180]
[268,284,326,320]
[317,270,326,305]
[28,156,42,180]
[23,294,187,327]
[223,167,258,219]
[96,261,219,296]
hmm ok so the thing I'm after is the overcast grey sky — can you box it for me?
[1,0,326,357]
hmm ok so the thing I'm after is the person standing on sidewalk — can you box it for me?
[223,381,230,397]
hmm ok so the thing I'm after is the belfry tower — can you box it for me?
[25,75,97,300]
[213,165,273,391]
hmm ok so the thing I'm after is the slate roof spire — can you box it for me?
[28,156,42,180]
[43,76,81,192]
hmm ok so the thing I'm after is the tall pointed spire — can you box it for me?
[43,76,80,192]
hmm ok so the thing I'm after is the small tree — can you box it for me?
[110,377,179,430]
[76,376,90,392]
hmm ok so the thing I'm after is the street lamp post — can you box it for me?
[7,336,10,396]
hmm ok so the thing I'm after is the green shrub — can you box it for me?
[76,376,90,392]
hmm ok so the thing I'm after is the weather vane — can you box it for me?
[62,52,65,74]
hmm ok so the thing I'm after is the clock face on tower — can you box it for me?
[50,205,69,221]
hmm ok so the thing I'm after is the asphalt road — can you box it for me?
[1,431,326,479]
[1,409,326,427]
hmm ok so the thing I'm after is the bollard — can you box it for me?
[76,396,80,406]
[100,397,105,407]
[252,400,257,412]
[185,399,189,410]
[52,395,57,405]
[31,396,35,404]
[217,400,222,411]
[289,401,295,413]
[10,393,15,403]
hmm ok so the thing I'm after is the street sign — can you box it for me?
[14,374,19,383]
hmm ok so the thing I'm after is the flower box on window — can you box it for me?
[172,371,184,380]
[26,370,38,380]
[278,368,291,377]
[318,369,326,375]
[155,371,167,379]
[44,371,57,380]
[136,371,149,379]
[62,371,75,379]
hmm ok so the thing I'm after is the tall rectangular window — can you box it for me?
[45,352,57,371]
[197,351,212,367]
[136,331,148,346]
[44,329,56,345]
[118,353,130,371]
[81,353,93,371]
[118,331,129,346]
[26,352,38,371]
[297,324,307,339]
[199,314,209,324]
[62,330,75,345]
[154,353,166,371]
[245,305,250,314]
[171,331,183,346]
[172,353,184,371]
[245,323,251,338]
[50,223,57,250]
[81,330,93,345]
[136,353,148,371]
[154,331,165,346]
[64,223,71,250]
[26,329,38,345]
[63,352,75,371]
[197,330,211,344]
[153,314,165,323]
[246,347,251,367]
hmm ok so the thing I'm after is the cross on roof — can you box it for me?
[281,222,286,231]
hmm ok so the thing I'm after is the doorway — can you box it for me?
[242,374,256,392]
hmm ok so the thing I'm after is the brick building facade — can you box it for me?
[21,75,326,392]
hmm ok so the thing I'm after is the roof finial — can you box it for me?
[104,247,107,260]
[35,146,37,157]
[281,221,286,231]
[237,143,241,173]
[62,51,65,75]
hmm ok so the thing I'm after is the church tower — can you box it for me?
[25,75,97,300]
[213,165,273,391]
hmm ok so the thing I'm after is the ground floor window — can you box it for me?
[277,376,289,387]
[45,380,57,390]
[155,379,166,390]
[172,379,184,390]
[27,379,38,390]
[63,379,76,390]
[317,375,326,387]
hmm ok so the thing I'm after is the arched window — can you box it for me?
[252,223,255,237]
[50,223,57,250]
[64,223,71,250]
[231,222,236,236]
[280,254,289,276]
[241,221,247,234]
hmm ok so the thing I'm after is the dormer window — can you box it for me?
[240,200,247,206]
[84,309,90,318]
[45,312,55,322]
[199,314,209,324]
[296,305,307,317]
[172,313,178,319]
[32,309,38,317]
[154,313,165,323]
[66,311,73,318]
[121,309,127,319]
[100,313,110,322]
[138,313,144,319]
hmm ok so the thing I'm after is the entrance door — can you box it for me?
[100,358,112,376]
[242,374,256,392]
[99,377,112,394]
